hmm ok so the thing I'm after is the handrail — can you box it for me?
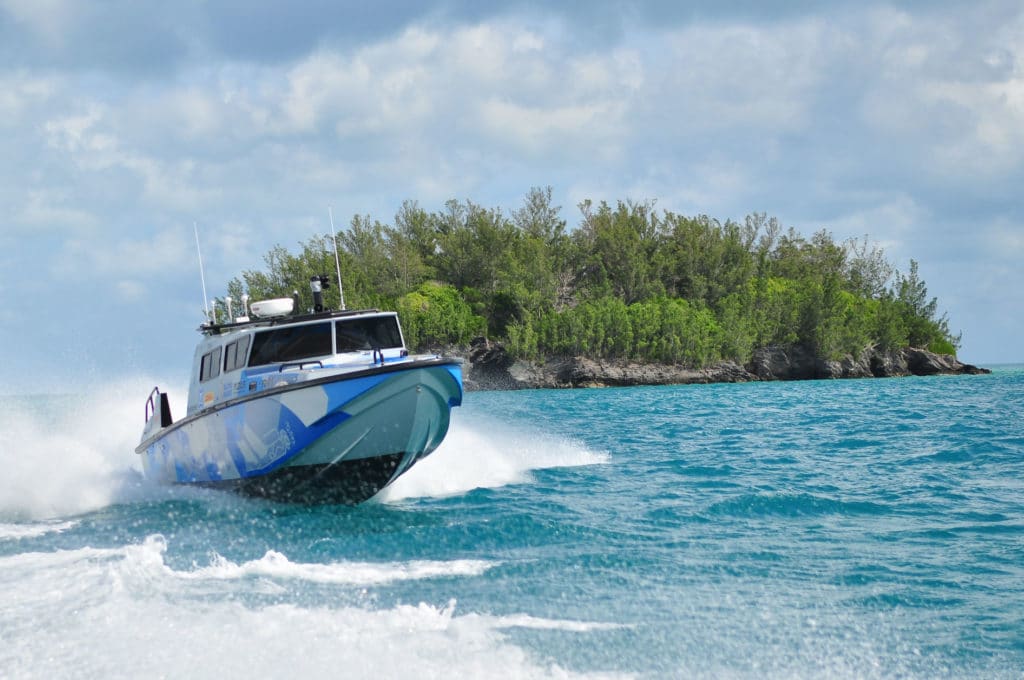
[279,360,324,372]
[144,387,160,423]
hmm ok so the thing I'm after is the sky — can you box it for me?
[1,0,1021,392]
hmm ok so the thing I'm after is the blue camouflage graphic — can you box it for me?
[140,363,462,485]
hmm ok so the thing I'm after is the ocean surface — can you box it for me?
[1,368,1022,679]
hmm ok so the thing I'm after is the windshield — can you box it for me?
[248,323,332,367]
[336,316,403,352]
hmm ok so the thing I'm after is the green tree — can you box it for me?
[225,194,960,365]
[229,236,351,312]
[575,199,664,303]
[396,282,486,349]
[893,260,959,352]
[843,235,894,298]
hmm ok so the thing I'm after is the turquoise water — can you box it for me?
[1,369,1022,678]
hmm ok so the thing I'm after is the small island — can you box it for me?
[228,188,988,390]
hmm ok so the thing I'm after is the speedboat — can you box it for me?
[136,290,462,504]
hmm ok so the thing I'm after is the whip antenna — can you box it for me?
[194,221,210,322]
[328,207,346,310]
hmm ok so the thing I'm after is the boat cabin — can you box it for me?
[186,309,408,416]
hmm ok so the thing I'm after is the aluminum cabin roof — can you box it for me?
[199,308,385,336]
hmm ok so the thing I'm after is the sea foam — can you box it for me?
[0,379,187,520]
[0,519,79,540]
[379,413,610,502]
[0,536,623,680]
[185,549,496,586]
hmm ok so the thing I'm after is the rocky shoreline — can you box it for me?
[448,339,990,391]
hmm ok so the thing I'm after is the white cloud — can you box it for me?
[43,106,106,153]
[42,104,218,211]
[0,0,78,47]
[654,18,828,133]
[280,52,360,133]
[0,72,55,125]
[448,24,512,82]
[854,6,1024,178]
[922,77,1024,175]
[572,49,644,94]
[2,2,1024,373]
[166,88,224,139]
[16,189,98,231]
[982,220,1024,260]
[511,30,544,53]
[809,195,924,249]
[115,279,146,301]
[477,98,627,156]
[54,228,191,280]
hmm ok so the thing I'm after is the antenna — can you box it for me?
[328,206,346,310]
[194,221,210,323]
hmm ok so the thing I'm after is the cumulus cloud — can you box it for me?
[0,72,56,124]
[16,189,99,232]
[54,228,191,279]
[1,0,1022,383]
[0,0,81,47]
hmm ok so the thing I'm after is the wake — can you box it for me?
[0,380,608,520]
[0,535,627,680]
[377,412,609,502]
[0,378,178,520]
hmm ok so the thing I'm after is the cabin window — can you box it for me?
[248,323,332,367]
[224,342,236,373]
[223,335,251,373]
[336,316,403,353]
[200,347,222,382]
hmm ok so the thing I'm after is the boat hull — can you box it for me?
[211,455,406,504]
[137,360,462,504]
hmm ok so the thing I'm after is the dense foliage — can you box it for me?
[227,188,959,366]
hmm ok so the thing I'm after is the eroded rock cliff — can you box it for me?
[453,339,989,391]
